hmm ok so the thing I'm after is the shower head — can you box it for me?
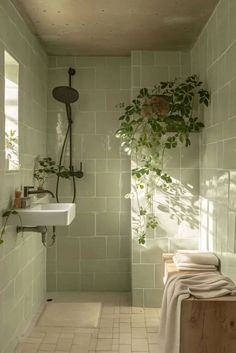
[52,86,79,104]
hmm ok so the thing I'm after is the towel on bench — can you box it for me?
[160,272,236,353]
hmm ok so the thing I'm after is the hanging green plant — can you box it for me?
[116,75,210,244]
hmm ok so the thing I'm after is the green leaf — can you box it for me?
[139,88,149,97]
[2,210,11,217]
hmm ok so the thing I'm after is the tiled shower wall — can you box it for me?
[191,0,236,282]
[0,1,48,353]
[47,56,131,291]
[131,50,201,307]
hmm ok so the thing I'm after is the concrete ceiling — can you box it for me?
[13,0,219,55]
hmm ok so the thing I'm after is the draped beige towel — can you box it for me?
[160,272,236,353]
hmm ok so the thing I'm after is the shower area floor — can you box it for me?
[14,292,161,353]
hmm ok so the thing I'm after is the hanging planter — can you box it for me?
[142,94,171,117]
[116,75,210,244]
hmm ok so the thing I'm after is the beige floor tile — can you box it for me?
[112,339,119,345]
[131,339,148,352]
[89,338,98,350]
[96,351,118,353]
[56,337,73,350]
[20,343,39,353]
[29,331,46,339]
[119,324,130,333]
[73,333,92,348]
[77,328,95,334]
[145,321,158,329]
[102,307,115,314]
[131,328,147,339]
[39,343,56,351]
[147,333,159,344]
[98,328,113,339]
[119,345,131,353]
[119,334,131,344]
[70,344,89,353]
[131,316,145,323]
[146,326,159,333]
[60,333,75,339]
[148,344,162,353]
[43,333,60,344]
[98,333,113,339]
[112,333,119,339]
[96,338,113,350]
[100,320,114,328]
[45,328,62,334]
[131,323,145,328]
[112,344,119,351]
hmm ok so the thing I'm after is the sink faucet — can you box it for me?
[24,186,55,198]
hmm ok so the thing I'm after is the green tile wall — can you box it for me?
[191,0,236,282]
[47,56,131,291]
[0,1,48,353]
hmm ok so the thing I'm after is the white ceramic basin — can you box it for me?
[9,203,76,226]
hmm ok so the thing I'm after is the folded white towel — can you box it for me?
[175,265,217,271]
[173,256,217,271]
[175,250,219,266]
[160,272,236,353]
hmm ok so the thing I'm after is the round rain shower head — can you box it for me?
[52,86,79,104]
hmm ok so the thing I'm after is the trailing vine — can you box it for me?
[116,75,210,244]
[0,208,23,245]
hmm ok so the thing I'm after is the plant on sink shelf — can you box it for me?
[116,74,210,245]
[33,157,70,190]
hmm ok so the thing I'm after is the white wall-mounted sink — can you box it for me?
[9,203,76,226]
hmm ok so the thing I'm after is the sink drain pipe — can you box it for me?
[16,225,56,247]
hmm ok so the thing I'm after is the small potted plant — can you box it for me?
[33,157,58,190]
[33,157,70,190]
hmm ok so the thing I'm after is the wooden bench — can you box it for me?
[163,253,236,353]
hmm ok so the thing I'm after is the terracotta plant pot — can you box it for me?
[142,94,170,117]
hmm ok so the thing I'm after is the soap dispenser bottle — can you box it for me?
[14,190,22,209]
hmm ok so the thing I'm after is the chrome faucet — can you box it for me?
[24,186,55,198]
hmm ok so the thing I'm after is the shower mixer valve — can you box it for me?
[69,162,84,178]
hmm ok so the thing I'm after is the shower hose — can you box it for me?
[56,104,77,203]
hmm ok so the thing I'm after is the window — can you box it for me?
[4,51,19,170]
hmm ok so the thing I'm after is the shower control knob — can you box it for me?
[69,162,83,178]
[75,170,84,178]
